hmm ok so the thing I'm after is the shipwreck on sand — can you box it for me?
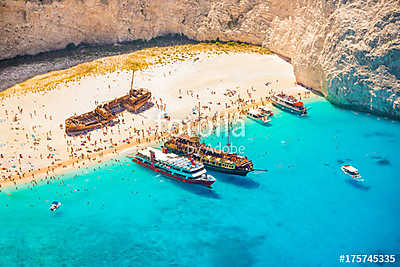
[65,71,151,135]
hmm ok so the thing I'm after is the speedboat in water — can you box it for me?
[270,93,307,115]
[247,108,271,125]
[132,147,216,187]
[50,201,62,211]
[341,165,364,182]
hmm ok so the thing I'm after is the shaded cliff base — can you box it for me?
[0,34,198,92]
[327,97,400,121]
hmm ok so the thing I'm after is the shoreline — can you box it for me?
[0,94,318,191]
[0,44,314,191]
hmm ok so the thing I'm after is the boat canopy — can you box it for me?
[247,109,263,116]
[139,147,202,170]
[293,101,304,106]
[343,165,358,172]
[259,106,271,111]
[177,134,200,143]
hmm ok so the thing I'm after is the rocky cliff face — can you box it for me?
[1,0,399,118]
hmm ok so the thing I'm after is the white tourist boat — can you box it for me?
[341,165,364,182]
[132,147,216,187]
[259,106,274,117]
[270,93,307,115]
[247,108,271,125]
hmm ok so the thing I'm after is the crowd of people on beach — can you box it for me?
[0,76,313,193]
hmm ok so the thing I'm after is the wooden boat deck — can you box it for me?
[65,71,151,135]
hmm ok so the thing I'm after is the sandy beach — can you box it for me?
[0,46,313,190]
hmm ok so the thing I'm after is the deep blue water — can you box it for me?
[1,98,399,267]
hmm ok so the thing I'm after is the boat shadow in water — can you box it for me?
[278,111,311,119]
[209,170,260,189]
[345,179,371,191]
[50,211,64,217]
[167,180,221,199]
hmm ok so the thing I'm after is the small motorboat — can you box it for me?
[247,108,271,125]
[341,165,364,182]
[259,106,274,116]
[50,201,62,211]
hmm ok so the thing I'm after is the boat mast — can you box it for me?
[130,70,135,92]
[227,113,230,152]
[198,101,201,141]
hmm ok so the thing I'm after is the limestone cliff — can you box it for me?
[1,0,399,118]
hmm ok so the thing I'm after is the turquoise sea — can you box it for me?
[1,97,399,267]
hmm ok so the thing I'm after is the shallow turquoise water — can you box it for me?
[1,98,399,267]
